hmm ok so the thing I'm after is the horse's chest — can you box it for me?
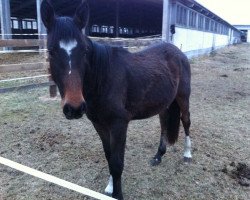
[86,103,102,122]
[85,100,111,123]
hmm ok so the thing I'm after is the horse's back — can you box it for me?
[139,42,186,58]
[132,42,190,85]
[118,42,190,120]
[145,42,191,97]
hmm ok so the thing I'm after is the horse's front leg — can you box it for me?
[108,119,128,200]
[92,123,113,195]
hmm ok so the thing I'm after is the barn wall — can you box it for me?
[173,27,230,58]
[231,29,242,44]
[233,25,250,43]
[247,30,250,43]
[167,0,242,58]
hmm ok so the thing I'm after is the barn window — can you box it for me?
[225,27,229,35]
[176,5,187,26]
[218,24,221,34]
[214,22,217,32]
[22,21,27,29]
[32,21,37,29]
[210,20,215,32]
[223,26,227,35]
[12,20,19,29]
[101,25,108,33]
[226,27,229,34]
[123,28,129,34]
[205,18,210,31]
[189,11,197,28]
[109,26,114,34]
[27,21,32,29]
[91,25,99,33]
[198,15,204,30]
[223,25,225,34]
[119,27,123,34]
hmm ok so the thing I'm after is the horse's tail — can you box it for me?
[166,99,181,144]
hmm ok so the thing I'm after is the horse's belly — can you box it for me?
[131,107,162,120]
[129,99,171,120]
[127,75,178,120]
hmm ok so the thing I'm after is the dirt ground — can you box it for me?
[0,44,249,200]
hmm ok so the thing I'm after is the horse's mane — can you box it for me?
[90,41,111,93]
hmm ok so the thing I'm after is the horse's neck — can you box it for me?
[84,42,110,97]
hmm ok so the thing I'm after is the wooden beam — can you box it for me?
[0,62,47,73]
[0,81,55,94]
[0,39,47,48]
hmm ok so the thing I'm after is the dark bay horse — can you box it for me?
[41,0,192,199]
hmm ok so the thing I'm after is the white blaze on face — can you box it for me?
[59,40,77,75]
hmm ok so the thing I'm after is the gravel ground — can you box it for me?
[0,44,249,200]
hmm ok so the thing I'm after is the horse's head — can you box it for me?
[41,0,90,119]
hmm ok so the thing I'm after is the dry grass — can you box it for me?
[0,53,45,65]
[0,44,249,200]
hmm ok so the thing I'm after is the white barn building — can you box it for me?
[162,0,242,57]
[0,0,242,57]
[234,25,250,43]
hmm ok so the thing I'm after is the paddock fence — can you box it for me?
[0,36,162,95]
[0,38,53,95]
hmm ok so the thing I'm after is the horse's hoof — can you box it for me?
[183,157,192,163]
[150,157,161,166]
[172,146,178,153]
[104,192,112,197]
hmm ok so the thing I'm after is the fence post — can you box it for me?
[115,0,120,38]
[36,0,57,97]
[0,0,12,50]
[162,0,170,42]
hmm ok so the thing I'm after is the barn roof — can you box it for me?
[178,0,241,32]
[10,0,36,19]
[9,0,241,33]
[10,0,163,19]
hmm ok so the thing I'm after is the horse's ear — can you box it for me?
[73,0,89,30]
[40,0,55,30]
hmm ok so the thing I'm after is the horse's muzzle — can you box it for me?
[63,102,86,120]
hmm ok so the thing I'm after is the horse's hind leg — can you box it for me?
[151,100,181,166]
[150,111,168,166]
[176,97,192,162]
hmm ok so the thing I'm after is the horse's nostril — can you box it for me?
[63,102,86,119]
[63,104,73,119]
[74,102,86,119]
